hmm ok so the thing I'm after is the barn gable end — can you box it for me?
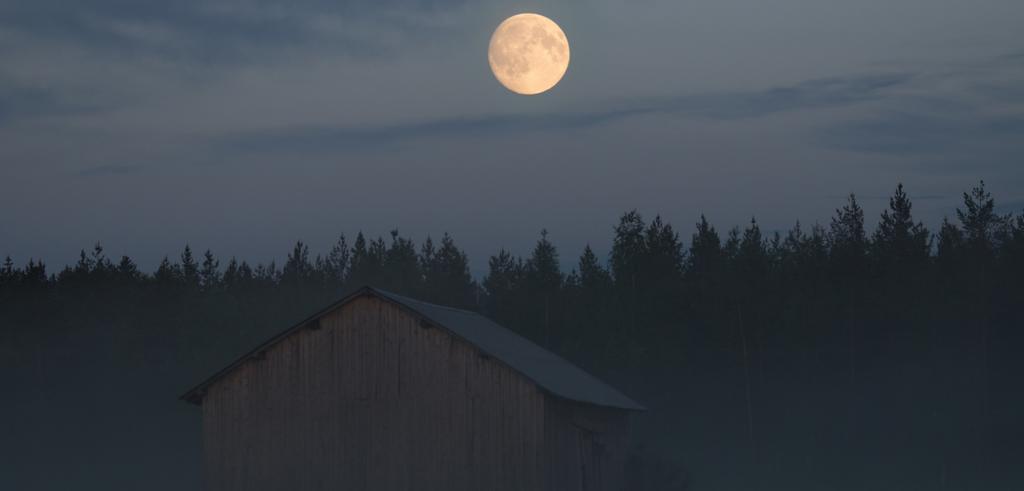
[182,286,643,411]
[183,286,642,491]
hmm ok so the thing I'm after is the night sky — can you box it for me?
[2,0,1023,271]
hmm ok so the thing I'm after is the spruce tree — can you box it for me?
[575,244,614,363]
[610,211,647,345]
[578,245,612,291]
[348,232,383,287]
[482,249,523,328]
[872,184,930,270]
[611,211,647,287]
[325,234,349,289]
[524,230,563,347]
[181,245,200,288]
[154,256,181,286]
[282,242,312,285]
[200,250,221,291]
[422,233,475,309]
[1,256,14,286]
[687,215,724,283]
[382,230,421,295]
[957,181,1009,256]
[829,194,867,278]
[736,218,768,282]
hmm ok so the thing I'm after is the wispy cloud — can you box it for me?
[814,52,1024,158]
[218,72,913,152]
[659,73,912,119]
[75,163,145,177]
[819,112,1008,155]
[0,0,469,64]
[0,83,99,126]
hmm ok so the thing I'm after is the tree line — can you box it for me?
[2,181,1022,490]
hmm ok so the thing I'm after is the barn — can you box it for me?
[181,286,644,491]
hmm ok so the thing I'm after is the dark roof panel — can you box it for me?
[373,289,644,411]
[181,286,644,411]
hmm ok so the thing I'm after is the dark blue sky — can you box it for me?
[2,0,1023,273]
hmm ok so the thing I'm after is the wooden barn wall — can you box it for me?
[201,296,549,491]
[543,398,630,491]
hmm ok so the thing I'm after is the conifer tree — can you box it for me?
[112,256,140,285]
[200,250,221,291]
[687,215,722,278]
[957,181,1009,257]
[736,218,768,282]
[382,230,421,295]
[872,184,930,270]
[644,215,685,285]
[421,233,475,308]
[524,230,563,347]
[222,258,242,288]
[324,234,350,289]
[936,218,964,267]
[1,256,15,286]
[611,211,647,288]
[181,245,200,288]
[611,211,647,344]
[348,232,382,287]
[22,259,47,287]
[574,244,614,362]
[829,194,867,278]
[642,216,685,350]
[154,256,181,286]
[525,230,562,293]
[482,248,523,328]
[578,245,612,291]
[282,242,312,285]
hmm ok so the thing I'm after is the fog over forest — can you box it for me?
[3,181,1023,490]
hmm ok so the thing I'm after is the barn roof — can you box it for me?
[181,286,644,411]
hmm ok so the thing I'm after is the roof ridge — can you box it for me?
[181,285,645,411]
[367,287,482,316]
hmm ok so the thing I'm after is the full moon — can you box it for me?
[488,13,570,95]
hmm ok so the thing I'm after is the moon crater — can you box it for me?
[488,13,570,95]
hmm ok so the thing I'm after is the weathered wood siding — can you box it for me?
[200,294,631,491]
[201,296,547,491]
[544,398,630,491]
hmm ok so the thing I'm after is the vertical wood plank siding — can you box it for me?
[201,296,628,491]
[543,398,630,491]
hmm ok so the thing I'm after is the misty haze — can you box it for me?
[2,0,1023,490]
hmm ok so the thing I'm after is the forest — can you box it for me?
[2,181,1023,491]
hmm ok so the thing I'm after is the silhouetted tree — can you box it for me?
[281,242,313,285]
[3,181,1021,491]
[324,234,350,289]
[421,233,475,309]
[181,245,200,289]
[482,248,524,330]
[829,194,867,278]
[523,230,563,347]
[571,244,615,363]
[153,256,181,286]
[872,184,930,270]
[348,232,383,287]
[382,230,421,295]
[957,181,1009,258]
[687,215,723,279]
[611,211,647,346]
[116,256,142,283]
[200,250,221,291]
